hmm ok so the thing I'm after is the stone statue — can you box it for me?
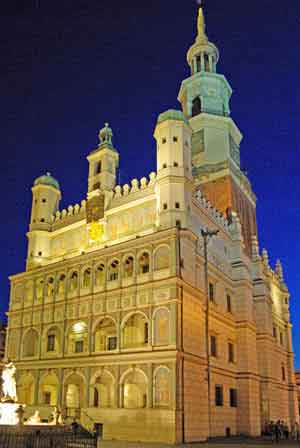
[2,361,17,402]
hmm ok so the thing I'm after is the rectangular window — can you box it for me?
[209,283,215,302]
[273,326,277,339]
[108,336,117,351]
[75,340,84,353]
[227,294,232,313]
[44,392,51,405]
[282,366,286,381]
[280,332,283,345]
[228,343,234,363]
[95,161,102,174]
[215,385,223,406]
[230,388,237,407]
[47,334,55,352]
[210,335,217,357]
[142,264,149,274]
[144,323,149,344]
[109,272,118,281]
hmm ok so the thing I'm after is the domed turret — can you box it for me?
[34,172,60,190]
[27,172,62,269]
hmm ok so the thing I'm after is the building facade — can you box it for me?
[5,7,299,443]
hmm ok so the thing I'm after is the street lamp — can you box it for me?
[201,228,219,439]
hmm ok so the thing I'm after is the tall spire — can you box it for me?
[185,4,219,76]
[197,7,208,42]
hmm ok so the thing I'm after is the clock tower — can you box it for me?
[178,6,257,255]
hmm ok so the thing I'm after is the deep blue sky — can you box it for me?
[1,0,300,366]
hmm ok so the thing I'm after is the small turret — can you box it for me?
[275,259,284,282]
[30,173,61,229]
[261,248,270,268]
[87,123,119,193]
[27,173,61,270]
[251,235,260,261]
[154,110,193,229]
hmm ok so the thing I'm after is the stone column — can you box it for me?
[34,369,41,405]
[117,313,121,352]
[88,317,93,354]
[171,361,177,410]
[147,363,153,408]
[115,365,120,408]
[85,367,91,408]
[57,368,64,408]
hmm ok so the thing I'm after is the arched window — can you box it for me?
[93,371,114,408]
[154,308,170,346]
[154,367,171,408]
[139,252,150,274]
[68,322,88,354]
[122,313,149,349]
[82,268,92,289]
[108,260,119,282]
[95,263,105,287]
[122,369,147,409]
[94,318,117,352]
[69,271,78,293]
[58,274,66,296]
[23,328,39,357]
[192,97,202,117]
[124,256,134,278]
[154,246,170,271]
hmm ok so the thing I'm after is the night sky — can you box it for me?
[1,0,300,366]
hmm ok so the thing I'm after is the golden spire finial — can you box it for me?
[197,2,208,41]
[198,8,207,38]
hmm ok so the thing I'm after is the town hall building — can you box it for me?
[5,6,299,443]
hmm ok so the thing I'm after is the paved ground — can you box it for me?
[99,439,300,448]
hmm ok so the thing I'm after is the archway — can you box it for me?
[17,373,35,405]
[122,369,147,409]
[122,313,149,349]
[92,370,114,408]
[68,322,88,354]
[39,372,59,406]
[64,373,85,412]
[23,329,39,357]
[94,318,117,352]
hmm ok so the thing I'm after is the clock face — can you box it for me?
[88,221,104,244]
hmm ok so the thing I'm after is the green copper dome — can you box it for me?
[157,110,189,125]
[34,172,60,190]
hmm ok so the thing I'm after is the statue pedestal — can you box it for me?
[0,402,21,425]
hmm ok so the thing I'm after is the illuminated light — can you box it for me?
[73,322,86,333]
